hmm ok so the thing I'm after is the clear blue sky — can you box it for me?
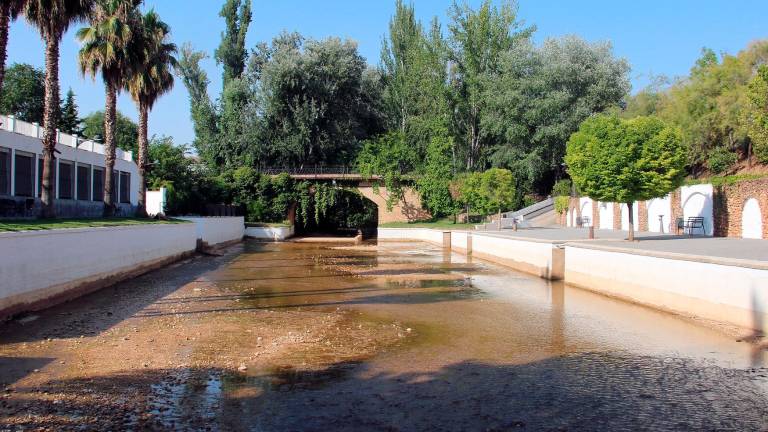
[6,0,768,146]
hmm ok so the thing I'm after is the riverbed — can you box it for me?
[1,240,767,430]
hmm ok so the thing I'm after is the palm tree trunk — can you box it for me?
[40,36,60,219]
[627,201,635,241]
[103,83,117,217]
[136,102,149,217]
[0,3,10,97]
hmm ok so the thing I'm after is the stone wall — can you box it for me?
[713,178,768,239]
[357,184,431,224]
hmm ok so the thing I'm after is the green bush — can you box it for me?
[554,196,570,214]
[706,147,737,174]
[551,179,572,197]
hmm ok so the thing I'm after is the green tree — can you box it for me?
[480,168,515,228]
[126,9,176,216]
[0,0,28,98]
[175,43,219,165]
[214,0,251,86]
[78,0,144,216]
[565,115,686,241]
[744,65,768,164]
[23,0,95,218]
[448,0,534,170]
[416,132,457,217]
[59,88,82,135]
[484,36,630,201]
[0,62,45,123]
[81,110,138,154]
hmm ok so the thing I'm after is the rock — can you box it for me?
[238,364,248,372]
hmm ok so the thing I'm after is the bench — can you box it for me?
[675,216,706,235]
[576,216,591,228]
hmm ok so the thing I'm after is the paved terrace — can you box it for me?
[478,227,768,264]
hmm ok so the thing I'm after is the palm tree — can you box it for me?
[0,0,28,96]
[77,0,143,217]
[23,0,95,218]
[125,9,176,217]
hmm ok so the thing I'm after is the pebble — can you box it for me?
[238,364,248,372]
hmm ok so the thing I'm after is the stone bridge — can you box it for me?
[263,166,430,224]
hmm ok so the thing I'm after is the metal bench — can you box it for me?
[675,216,706,235]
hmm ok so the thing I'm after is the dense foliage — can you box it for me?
[623,42,768,173]
[81,110,139,154]
[0,63,45,123]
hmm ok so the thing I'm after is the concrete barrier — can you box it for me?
[0,222,197,319]
[178,216,244,247]
[564,244,768,332]
[377,228,446,246]
[378,228,563,280]
[245,225,294,241]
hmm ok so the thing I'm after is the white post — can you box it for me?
[55,158,60,199]
[89,164,94,201]
[33,122,40,138]
[7,115,15,132]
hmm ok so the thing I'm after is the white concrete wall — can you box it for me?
[377,228,446,245]
[566,209,572,227]
[245,225,294,241]
[646,195,672,233]
[564,244,768,332]
[146,188,166,217]
[681,184,714,235]
[379,228,562,279]
[742,198,763,239]
[0,223,197,316]
[598,202,613,230]
[178,217,244,246]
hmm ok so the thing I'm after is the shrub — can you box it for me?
[706,147,737,174]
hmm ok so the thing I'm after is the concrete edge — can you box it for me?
[564,241,768,271]
[0,250,196,322]
[0,220,194,239]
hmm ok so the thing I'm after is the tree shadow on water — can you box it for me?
[3,352,767,431]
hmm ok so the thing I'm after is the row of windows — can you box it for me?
[0,147,131,203]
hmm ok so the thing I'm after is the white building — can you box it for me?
[0,114,139,218]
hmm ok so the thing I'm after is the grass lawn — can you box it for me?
[0,217,189,233]
[379,218,477,230]
[245,221,291,227]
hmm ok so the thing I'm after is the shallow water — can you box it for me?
[183,240,768,431]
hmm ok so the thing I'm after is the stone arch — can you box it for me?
[355,183,430,224]
[682,191,714,235]
[598,202,613,230]
[579,198,593,227]
[646,195,672,233]
[741,198,762,239]
[620,203,640,231]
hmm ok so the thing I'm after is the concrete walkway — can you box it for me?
[477,227,768,263]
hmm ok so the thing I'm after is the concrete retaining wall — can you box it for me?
[178,217,244,247]
[377,228,446,245]
[245,225,294,241]
[378,228,563,280]
[0,222,197,319]
[564,244,768,332]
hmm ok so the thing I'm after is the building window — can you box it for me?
[92,167,104,201]
[58,160,74,200]
[13,151,34,197]
[38,157,57,197]
[111,171,118,203]
[120,171,130,203]
[0,147,9,196]
[77,164,91,201]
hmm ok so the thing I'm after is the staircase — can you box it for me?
[476,197,555,231]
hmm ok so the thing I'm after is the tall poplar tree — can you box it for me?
[214,0,251,86]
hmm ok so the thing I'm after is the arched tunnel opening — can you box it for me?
[293,188,379,238]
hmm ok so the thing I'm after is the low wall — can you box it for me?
[245,225,294,241]
[471,233,564,280]
[178,216,244,247]
[0,223,197,319]
[377,228,564,280]
[377,228,446,245]
[564,244,768,332]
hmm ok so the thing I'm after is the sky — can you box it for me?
[6,0,768,146]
